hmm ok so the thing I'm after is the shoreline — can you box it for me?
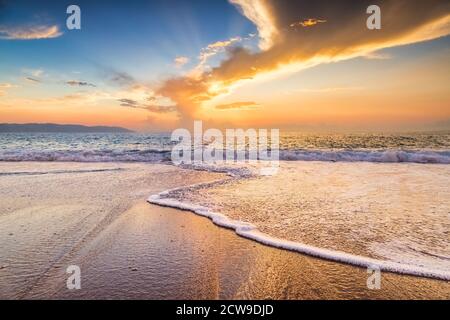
[0,161,448,299]
[45,201,450,299]
[148,161,450,282]
[149,193,450,281]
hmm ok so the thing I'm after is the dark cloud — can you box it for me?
[118,98,176,114]
[118,98,140,108]
[66,80,96,87]
[107,70,135,86]
[145,105,177,113]
[25,77,41,83]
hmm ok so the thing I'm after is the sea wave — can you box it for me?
[0,149,449,164]
[279,149,450,163]
[0,149,172,162]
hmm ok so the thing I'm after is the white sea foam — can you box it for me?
[179,162,254,177]
[149,194,450,281]
[148,179,450,281]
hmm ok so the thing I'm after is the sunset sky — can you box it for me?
[0,0,449,132]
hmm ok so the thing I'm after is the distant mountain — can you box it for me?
[0,123,133,133]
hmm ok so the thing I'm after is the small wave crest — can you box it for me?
[279,149,450,164]
[0,149,449,164]
[0,149,172,162]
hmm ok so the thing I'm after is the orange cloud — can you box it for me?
[215,101,259,110]
[0,25,62,40]
[290,18,327,28]
[154,0,450,124]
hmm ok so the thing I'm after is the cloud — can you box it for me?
[363,52,392,60]
[111,71,134,86]
[190,36,243,76]
[297,86,364,93]
[118,98,140,108]
[100,68,136,87]
[154,0,450,121]
[174,56,189,68]
[0,83,17,96]
[290,18,326,28]
[145,105,178,113]
[25,77,41,83]
[23,68,44,78]
[54,91,112,103]
[3,90,116,107]
[22,69,45,84]
[0,25,62,40]
[156,76,212,120]
[215,101,259,110]
[66,80,97,88]
[0,83,15,89]
[214,0,450,83]
[118,98,177,114]
[229,0,278,50]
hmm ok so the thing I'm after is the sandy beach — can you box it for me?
[0,161,448,300]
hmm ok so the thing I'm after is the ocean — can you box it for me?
[1,131,449,281]
[0,131,449,163]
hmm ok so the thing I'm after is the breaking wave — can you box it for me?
[279,149,450,164]
[0,149,172,162]
[0,149,449,164]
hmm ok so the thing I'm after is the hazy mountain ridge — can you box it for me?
[0,123,133,133]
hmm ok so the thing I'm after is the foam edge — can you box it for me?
[148,193,450,281]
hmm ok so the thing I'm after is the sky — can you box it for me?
[0,0,449,132]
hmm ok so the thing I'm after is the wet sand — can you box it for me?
[0,162,448,299]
